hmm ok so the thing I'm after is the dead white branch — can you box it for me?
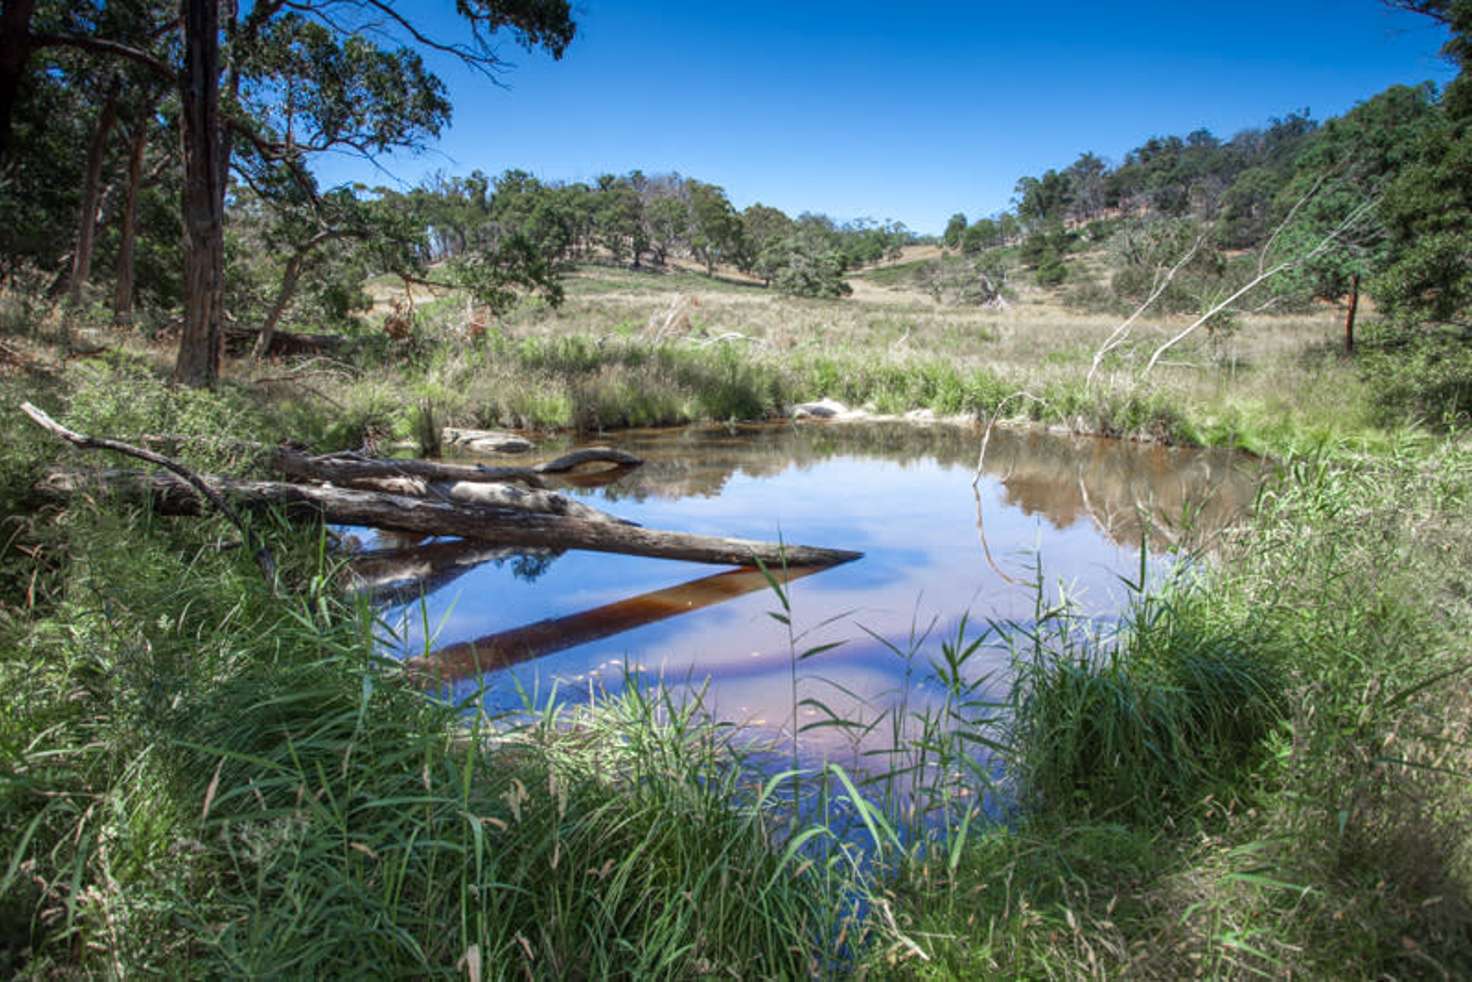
[1143,196,1378,374]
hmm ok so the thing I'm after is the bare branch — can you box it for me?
[1086,233,1205,388]
[1142,196,1379,374]
[29,34,173,81]
[19,402,277,587]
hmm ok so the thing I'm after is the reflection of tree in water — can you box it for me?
[566,423,1258,550]
[347,539,563,607]
[980,429,1256,549]
[504,551,558,582]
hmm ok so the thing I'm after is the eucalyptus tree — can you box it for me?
[686,180,744,275]
[644,194,690,267]
[1274,83,1441,348]
[942,211,967,250]
[740,202,793,281]
[1375,0,1472,325]
[593,173,646,266]
[8,0,576,386]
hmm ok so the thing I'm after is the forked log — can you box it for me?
[270,446,644,490]
[37,469,863,568]
[272,449,547,488]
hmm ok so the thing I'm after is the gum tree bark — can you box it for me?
[0,0,36,163]
[113,104,153,326]
[67,77,121,306]
[173,0,225,387]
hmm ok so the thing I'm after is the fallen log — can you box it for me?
[270,446,644,491]
[319,472,629,524]
[406,565,823,682]
[224,325,349,358]
[532,447,644,473]
[272,449,550,488]
[442,481,634,525]
[37,468,863,568]
[21,403,277,586]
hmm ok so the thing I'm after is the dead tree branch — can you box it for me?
[20,402,277,586]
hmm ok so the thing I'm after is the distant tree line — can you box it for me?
[940,0,1472,332]
[1,0,1465,389]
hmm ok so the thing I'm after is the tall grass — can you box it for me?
[1,520,862,975]
[6,345,1471,975]
[868,441,1472,977]
[1,367,863,975]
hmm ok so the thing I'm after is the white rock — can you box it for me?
[441,427,533,454]
[792,398,850,419]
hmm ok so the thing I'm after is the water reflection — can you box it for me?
[405,566,822,681]
[366,422,1260,761]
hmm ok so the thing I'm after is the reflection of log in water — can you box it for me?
[406,566,823,683]
[347,538,563,606]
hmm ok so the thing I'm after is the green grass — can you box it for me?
[5,306,1472,976]
[871,440,1472,977]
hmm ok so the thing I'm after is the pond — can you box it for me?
[361,421,1259,766]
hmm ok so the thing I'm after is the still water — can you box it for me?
[360,422,1258,762]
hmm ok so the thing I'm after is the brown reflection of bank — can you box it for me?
[595,423,1258,551]
[982,430,1252,550]
[406,566,824,684]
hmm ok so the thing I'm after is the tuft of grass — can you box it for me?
[871,441,1472,978]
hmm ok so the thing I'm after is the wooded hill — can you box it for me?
[1,1,1468,389]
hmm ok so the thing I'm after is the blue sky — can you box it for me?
[311,2,1456,234]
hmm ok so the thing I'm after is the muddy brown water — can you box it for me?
[361,422,1261,762]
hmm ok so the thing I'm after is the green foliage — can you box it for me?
[740,202,794,279]
[960,217,1000,255]
[1375,110,1472,321]
[760,232,853,299]
[1005,582,1283,824]
[687,180,746,275]
[942,211,967,249]
[1277,83,1441,307]
[0,521,841,975]
[645,194,691,266]
[1020,223,1073,286]
[879,441,1472,977]
[1357,327,1472,428]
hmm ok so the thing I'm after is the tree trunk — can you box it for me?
[38,468,865,568]
[174,0,224,388]
[112,111,149,326]
[270,446,643,489]
[1344,272,1360,357]
[68,79,121,307]
[0,0,36,164]
[252,247,307,360]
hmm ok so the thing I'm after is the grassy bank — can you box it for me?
[874,439,1472,977]
[4,299,1471,974]
[280,260,1439,458]
[0,367,863,976]
[18,257,1450,458]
